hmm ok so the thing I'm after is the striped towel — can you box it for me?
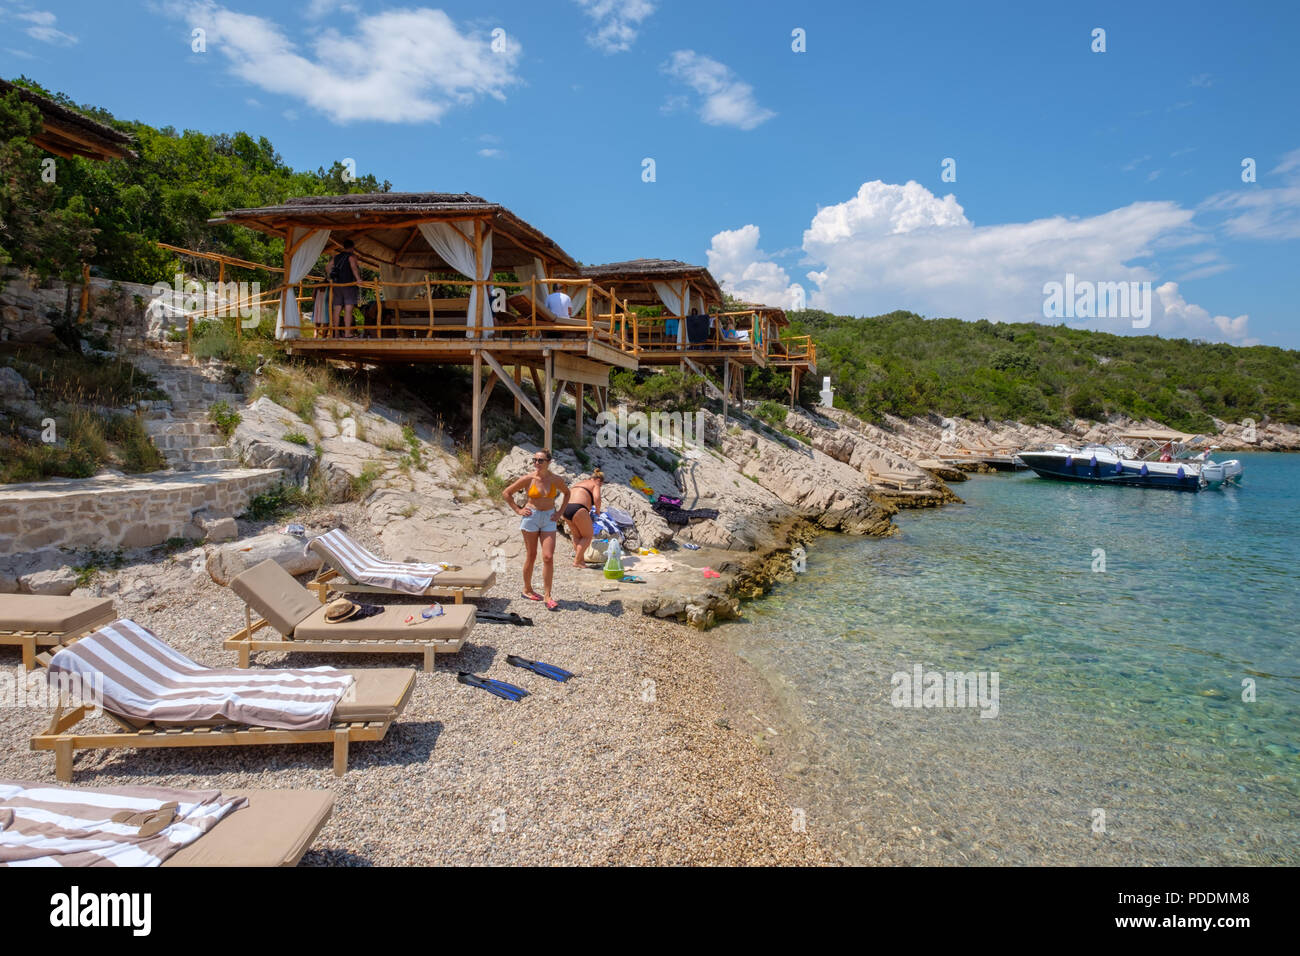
[0,779,246,867]
[48,619,354,731]
[309,528,443,594]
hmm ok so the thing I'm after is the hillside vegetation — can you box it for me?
[759,310,1300,433]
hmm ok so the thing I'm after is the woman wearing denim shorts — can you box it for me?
[502,450,570,611]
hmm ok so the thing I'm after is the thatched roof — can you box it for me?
[211,192,578,272]
[735,301,789,327]
[0,79,135,161]
[567,259,724,307]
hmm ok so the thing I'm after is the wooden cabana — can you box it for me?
[562,258,779,411]
[739,302,818,405]
[210,192,637,460]
[0,79,135,161]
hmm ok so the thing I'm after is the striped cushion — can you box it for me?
[48,619,354,731]
[309,529,443,594]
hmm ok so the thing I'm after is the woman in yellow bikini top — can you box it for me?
[502,450,570,611]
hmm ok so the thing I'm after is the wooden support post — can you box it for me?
[528,365,544,399]
[333,728,350,777]
[790,366,797,408]
[722,359,731,425]
[574,382,584,446]
[543,350,554,452]
[513,365,522,417]
[472,350,483,466]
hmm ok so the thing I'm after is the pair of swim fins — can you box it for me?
[475,610,533,626]
[506,655,575,682]
[457,672,530,702]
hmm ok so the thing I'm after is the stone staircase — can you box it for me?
[130,344,244,472]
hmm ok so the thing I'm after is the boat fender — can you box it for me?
[1089,455,1097,468]
[1177,466,1185,478]
[1140,464,1149,476]
[1065,455,1073,467]
[1115,461,1123,474]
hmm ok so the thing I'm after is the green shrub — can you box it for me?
[208,400,242,439]
[752,400,789,427]
[283,431,310,446]
[610,368,706,413]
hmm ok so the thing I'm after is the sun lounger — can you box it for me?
[0,594,117,670]
[306,528,495,604]
[0,779,334,867]
[228,558,474,670]
[30,619,415,782]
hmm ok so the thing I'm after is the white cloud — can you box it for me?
[662,50,774,130]
[478,147,503,158]
[706,225,802,309]
[1200,148,1300,240]
[168,2,521,124]
[573,0,655,54]
[713,179,1257,344]
[17,9,77,45]
[1157,282,1253,343]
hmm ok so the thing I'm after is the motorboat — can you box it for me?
[1015,429,1232,492]
[1197,449,1244,487]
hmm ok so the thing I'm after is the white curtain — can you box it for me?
[654,280,687,345]
[276,227,330,339]
[418,221,492,338]
[378,263,425,300]
[514,257,550,300]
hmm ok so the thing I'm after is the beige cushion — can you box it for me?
[163,789,334,867]
[427,565,496,590]
[333,668,416,722]
[0,595,115,635]
[293,603,475,644]
[230,560,319,637]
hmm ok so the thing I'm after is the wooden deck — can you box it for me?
[284,335,638,370]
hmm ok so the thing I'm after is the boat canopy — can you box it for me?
[1117,429,1196,442]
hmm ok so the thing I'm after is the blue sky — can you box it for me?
[3,0,1298,346]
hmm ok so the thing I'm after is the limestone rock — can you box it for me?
[206,531,320,586]
[0,366,35,401]
[202,516,239,542]
[229,397,317,484]
[19,566,78,595]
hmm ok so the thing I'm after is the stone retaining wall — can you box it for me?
[0,468,284,554]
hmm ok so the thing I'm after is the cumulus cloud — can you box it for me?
[168,2,520,124]
[1200,148,1300,240]
[710,179,1257,344]
[662,50,774,130]
[573,0,654,54]
[707,225,802,309]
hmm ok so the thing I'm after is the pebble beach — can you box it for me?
[0,503,832,866]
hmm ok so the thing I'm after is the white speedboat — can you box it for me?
[1016,430,1235,492]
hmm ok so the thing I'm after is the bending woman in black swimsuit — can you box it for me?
[562,468,604,568]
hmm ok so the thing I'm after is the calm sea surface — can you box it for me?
[723,452,1299,864]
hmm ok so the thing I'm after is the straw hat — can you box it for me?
[324,598,362,623]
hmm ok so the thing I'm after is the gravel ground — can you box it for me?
[0,505,832,866]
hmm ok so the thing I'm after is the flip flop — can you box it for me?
[702,567,721,578]
[545,598,559,611]
[620,575,645,583]
[521,591,544,601]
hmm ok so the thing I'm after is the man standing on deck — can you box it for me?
[330,239,362,338]
[544,285,572,320]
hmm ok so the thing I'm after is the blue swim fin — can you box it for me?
[457,671,529,701]
[506,654,576,682]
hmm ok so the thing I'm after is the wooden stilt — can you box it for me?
[574,382,584,447]
[528,365,544,401]
[472,350,482,467]
[722,359,731,424]
[543,350,554,452]
[513,365,522,417]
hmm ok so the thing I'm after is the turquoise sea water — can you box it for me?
[724,452,1299,865]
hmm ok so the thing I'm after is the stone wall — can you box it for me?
[0,468,284,555]
[0,270,159,345]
